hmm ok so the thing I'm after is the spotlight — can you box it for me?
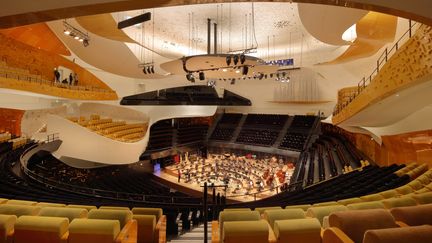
[258,73,264,80]
[63,30,71,35]
[286,76,291,82]
[233,55,239,65]
[242,66,249,75]
[276,73,280,79]
[147,66,151,74]
[74,36,80,40]
[83,39,89,47]
[186,73,195,82]
[230,78,235,85]
[143,68,147,74]
[199,72,205,80]
[150,66,155,74]
[78,38,84,42]
[240,54,246,64]
[282,72,286,77]
[264,74,267,79]
[270,73,273,78]
[226,56,232,66]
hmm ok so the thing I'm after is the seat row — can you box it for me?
[0,198,166,243]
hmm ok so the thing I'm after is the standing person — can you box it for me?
[74,73,78,86]
[54,68,60,82]
[69,73,73,85]
[178,169,181,183]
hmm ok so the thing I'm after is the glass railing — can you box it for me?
[333,21,420,116]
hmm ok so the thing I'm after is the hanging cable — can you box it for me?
[251,2,259,48]
[152,8,155,64]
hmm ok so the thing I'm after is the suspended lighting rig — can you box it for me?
[63,20,90,47]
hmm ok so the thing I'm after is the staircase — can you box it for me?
[169,222,211,243]
[273,116,294,147]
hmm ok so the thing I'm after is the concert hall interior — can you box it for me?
[1,1,432,242]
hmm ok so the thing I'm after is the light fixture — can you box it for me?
[222,69,228,72]
[240,54,246,64]
[226,56,232,66]
[63,20,90,47]
[235,70,240,74]
[150,66,155,74]
[199,72,205,80]
[233,55,239,65]
[186,72,195,82]
[230,78,236,85]
[147,66,152,74]
[143,68,147,74]
[242,66,249,75]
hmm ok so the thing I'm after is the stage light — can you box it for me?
[78,38,84,42]
[258,73,264,80]
[230,78,236,85]
[242,66,249,75]
[264,74,267,79]
[74,36,80,40]
[240,54,246,64]
[233,55,239,65]
[83,39,89,47]
[186,72,195,82]
[226,56,232,66]
[270,73,273,78]
[222,69,228,72]
[235,70,240,74]
[143,68,147,74]
[199,72,205,80]
[147,66,151,74]
[286,76,291,82]
[63,30,71,35]
[150,66,155,74]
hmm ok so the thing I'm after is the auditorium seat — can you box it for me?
[0,198,7,204]
[222,220,269,243]
[254,206,282,215]
[346,201,386,210]
[359,194,384,202]
[263,209,305,229]
[274,218,321,243]
[88,209,133,229]
[381,197,417,209]
[323,209,399,243]
[36,202,66,208]
[284,204,311,211]
[132,207,165,243]
[0,214,16,243]
[395,185,414,195]
[39,207,88,221]
[213,210,261,243]
[68,218,121,243]
[305,205,348,225]
[0,205,41,217]
[389,204,432,226]
[6,199,37,206]
[378,190,399,199]
[99,206,130,211]
[363,225,432,243]
[14,216,69,243]
[411,191,432,204]
[407,179,423,190]
[67,204,97,211]
[337,198,363,206]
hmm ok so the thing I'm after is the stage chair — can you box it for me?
[363,225,432,243]
[223,220,270,243]
[67,204,97,211]
[0,214,16,243]
[322,209,399,243]
[5,200,37,206]
[68,218,124,243]
[346,201,386,210]
[0,205,41,217]
[390,204,432,226]
[381,197,417,209]
[39,207,88,222]
[14,216,69,243]
[263,209,305,230]
[274,218,321,243]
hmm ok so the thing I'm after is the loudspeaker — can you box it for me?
[242,66,249,75]
[199,72,205,80]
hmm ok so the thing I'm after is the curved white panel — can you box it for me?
[48,114,148,165]
[298,3,367,45]
[22,106,67,138]
[147,106,218,125]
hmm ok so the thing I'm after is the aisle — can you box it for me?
[168,222,211,243]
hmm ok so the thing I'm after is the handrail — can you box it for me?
[19,141,202,206]
[0,66,115,94]
[333,21,420,116]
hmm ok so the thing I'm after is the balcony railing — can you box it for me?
[333,21,420,116]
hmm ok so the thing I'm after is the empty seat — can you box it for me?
[284,204,311,211]
[88,209,132,228]
[223,208,252,212]
[407,180,423,190]
[263,209,305,229]
[381,197,417,209]
[0,199,8,204]
[274,218,321,243]
[6,200,37,206]
[337,198,363,206]
[39,207,88,222]
[411,191,432,204]
[390,204,432,226]
[360,194,384,202]
[36,202,66,208]
[378,190,399,199]
[132,208,163,222]
[0,205,41,217]
[68,218,120,243]
[395,185,414,195]
[363,225,432,243]
[306,205,348,225]
[67,204,97,211]
[14,216,69,243]
[323,209,399,243]
[133,215,156,243]
[347,201,386,210]
[0,215,16,243]
[313,201,339,207]
[223,220,269,243]
[99,206,130,211]
[254,206,282,215]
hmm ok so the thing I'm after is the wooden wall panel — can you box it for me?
[0,33,113,91]
[0,108,24,136]
[324,123,432,168]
